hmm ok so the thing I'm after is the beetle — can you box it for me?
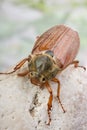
[0,25,85,125]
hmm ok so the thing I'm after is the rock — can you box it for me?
[0,64,87,130]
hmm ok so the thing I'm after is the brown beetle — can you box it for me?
[0,25,85,125]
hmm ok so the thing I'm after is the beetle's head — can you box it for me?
[28,50,60,86]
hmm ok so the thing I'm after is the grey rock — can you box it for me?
[0,64,87,130]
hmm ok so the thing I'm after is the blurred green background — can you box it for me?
[0,0,87,71]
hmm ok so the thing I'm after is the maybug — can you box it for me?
[0,25,85,125]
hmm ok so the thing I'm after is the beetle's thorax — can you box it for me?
[28,51,61,85]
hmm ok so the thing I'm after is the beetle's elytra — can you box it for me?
[0,25,85,125]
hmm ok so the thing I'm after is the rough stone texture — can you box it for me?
[0,64,87,130]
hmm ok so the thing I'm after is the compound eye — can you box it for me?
[40,76,46,83]
[30,72,34,77]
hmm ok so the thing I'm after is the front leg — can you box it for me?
[51,78,66,113]
[45,82,53,125]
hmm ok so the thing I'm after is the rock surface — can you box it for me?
[0,64,87,130]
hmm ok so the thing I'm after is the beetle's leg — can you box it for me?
[0,58,30,74]
[51,78,66,113]
[17,70,29,77]
[45,82,53,125]
[62,60,86,71]
[70,60,86,70]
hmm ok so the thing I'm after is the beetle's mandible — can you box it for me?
[0,25,86,125]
